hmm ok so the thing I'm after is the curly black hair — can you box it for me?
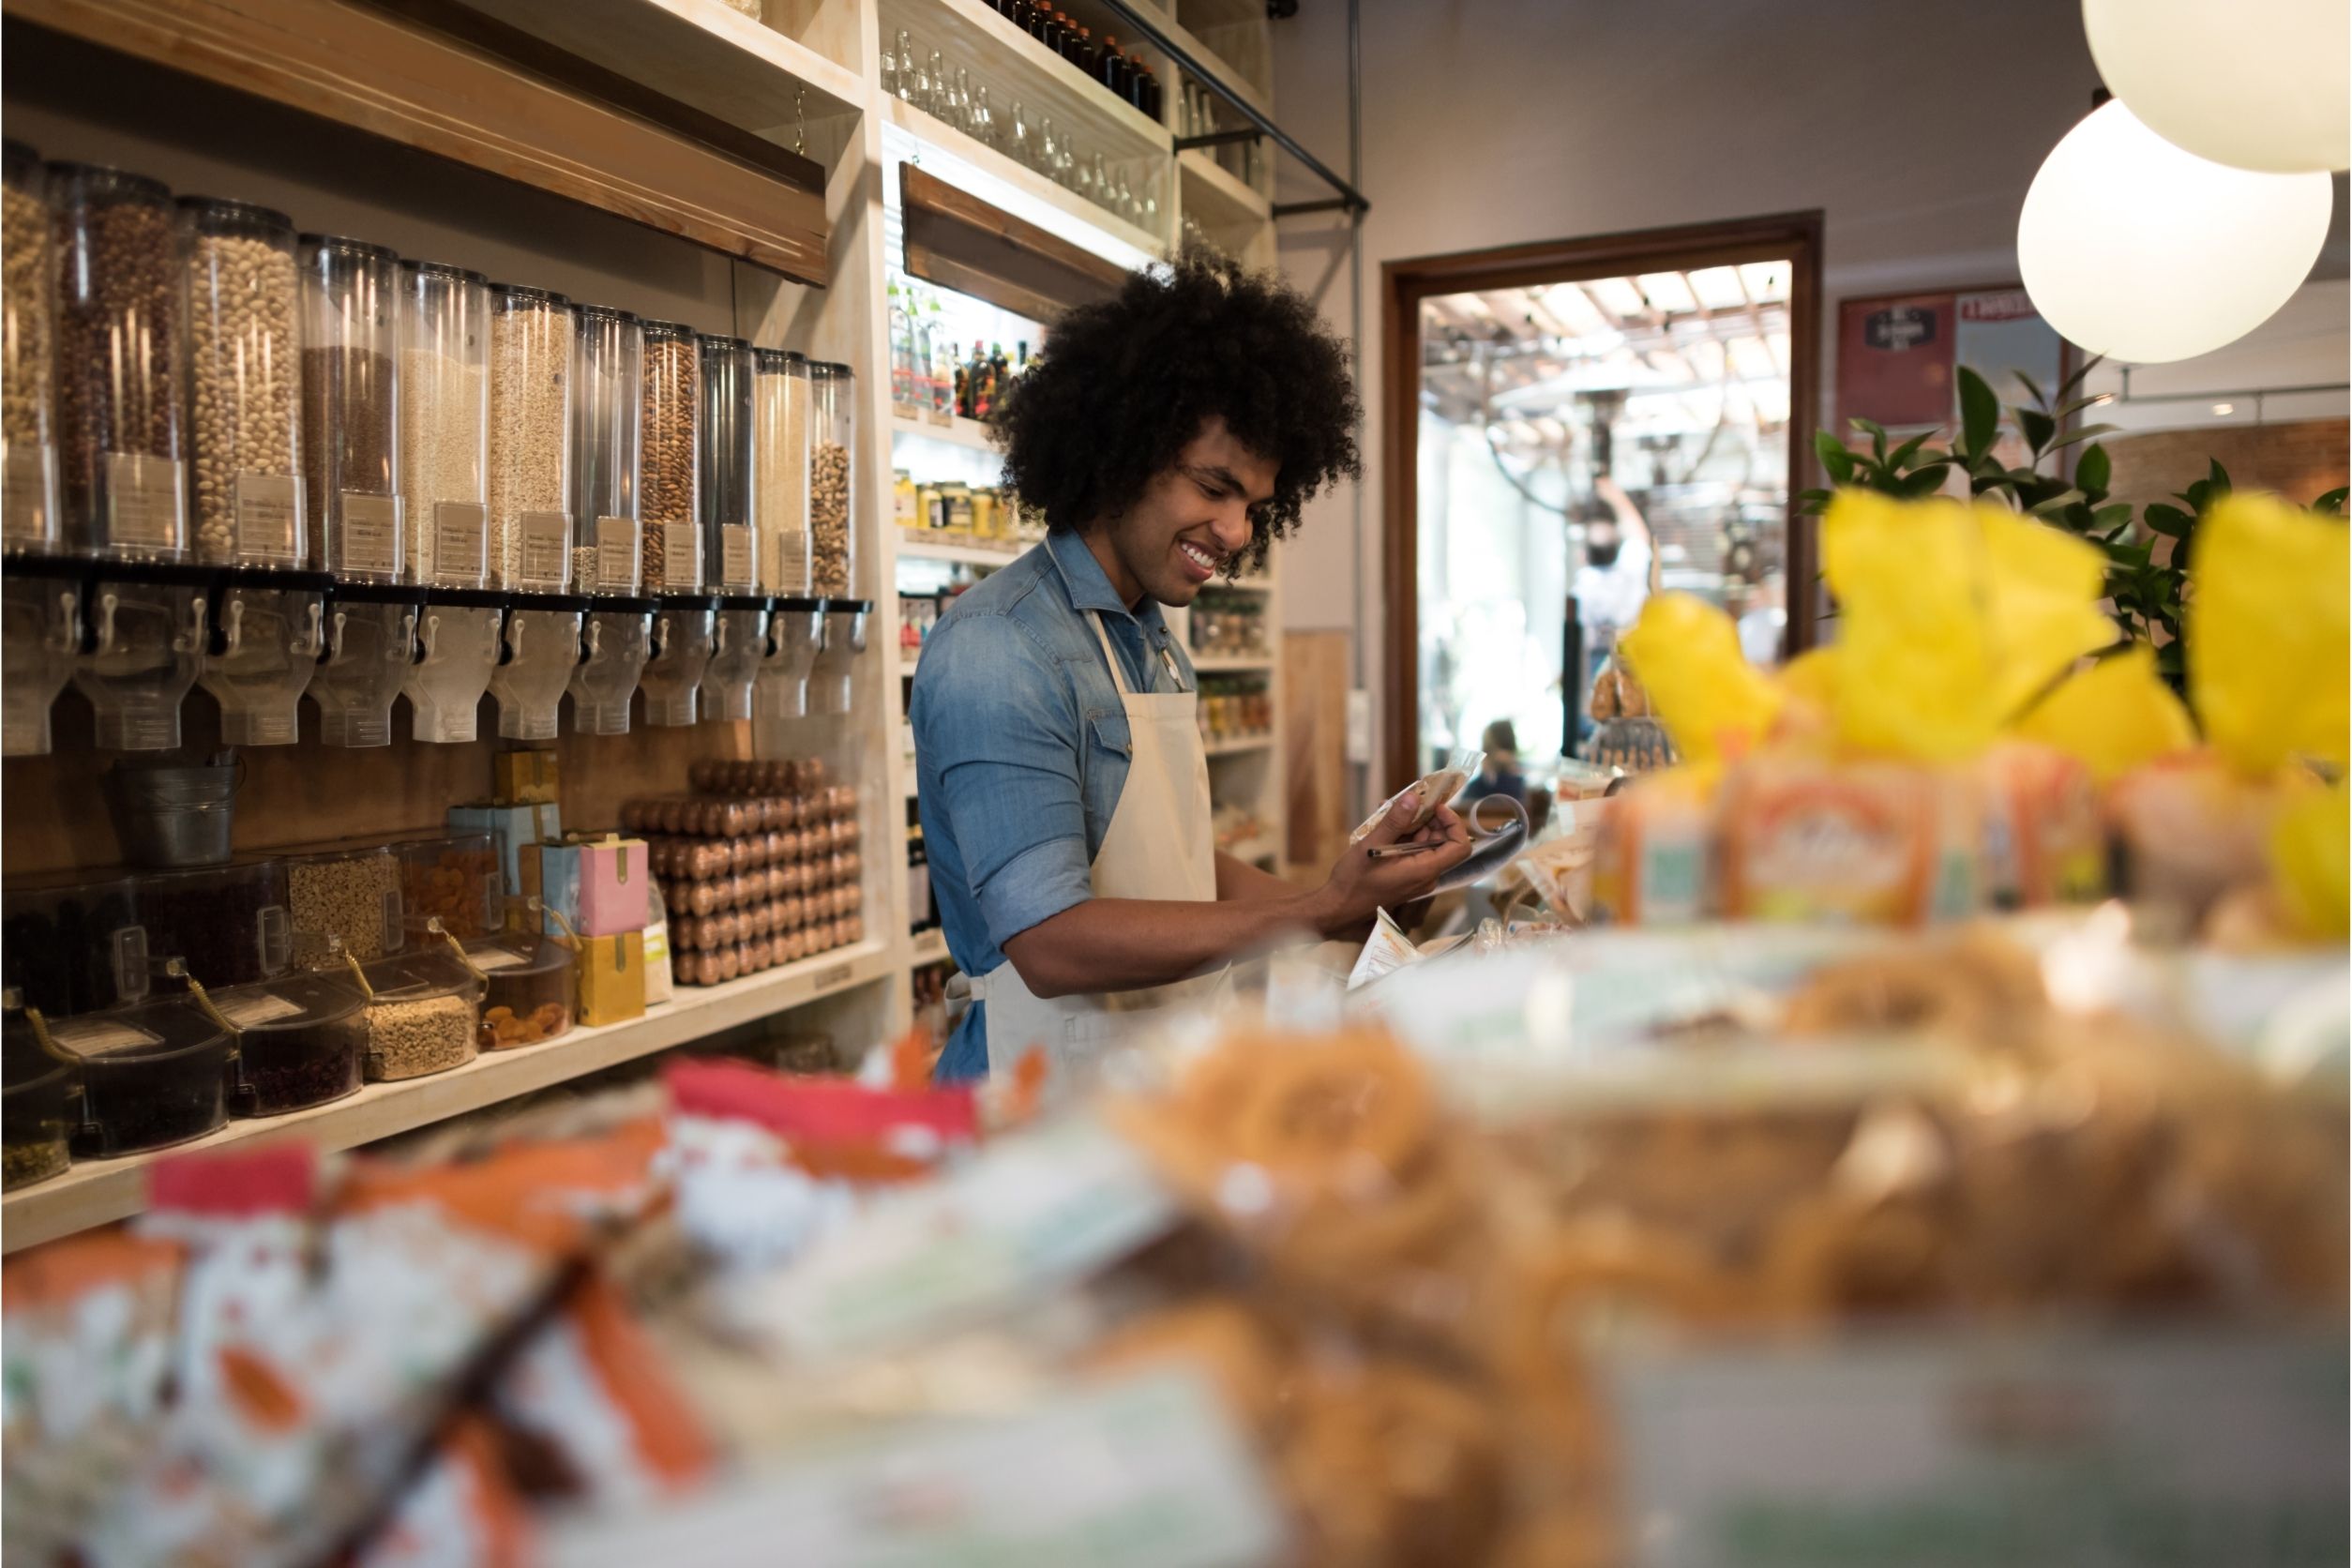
[992,246,1361,574]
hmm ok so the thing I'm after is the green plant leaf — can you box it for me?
[2104,537,2152,566]
[2072,444,2111,498]
[2143,504,2193,538]
[2314,486,2348,516]
[2013,369,2047,410]
[2018,407,2058,455]
[2054,391,2112,423]
[2055,354,2103,404]
[1887,431,1933,471]
[2029,488,2086,518]
[1899,464,1953,496]
[1958,367,1998,460]
[2046,423,2119,452]
[2093,503,2135,532]
[1813,430,1855,483]
[2208,458,2232,494]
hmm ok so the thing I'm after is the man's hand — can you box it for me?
[1304,789,1474,942]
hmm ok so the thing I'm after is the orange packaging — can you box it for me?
[1981,741,2106,908]
[1719,757,1983,927]
[1591,771,1713,926]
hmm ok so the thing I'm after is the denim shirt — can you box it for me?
[912,530,1196,1081]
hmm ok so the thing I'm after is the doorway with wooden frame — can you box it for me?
[1380,211,1823,788]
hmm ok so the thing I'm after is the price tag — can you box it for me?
[665,520,702,592]
[338,492,401,577]
[772,527,811,595]
[219,990,307,1027]
[813,962,852,990]
[234,472,301,564]
[718,523,754,590]
[518,511,569,589]
[433,501,487,582]
[595,516,638,592]
[467,945,527,972]
[49,1017,164,1056]
[105,451,184,547]
[4,442,53,543]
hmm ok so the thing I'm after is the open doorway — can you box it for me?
[1380,212,1822,786]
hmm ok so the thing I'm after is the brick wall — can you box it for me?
[2102,419,2347,510]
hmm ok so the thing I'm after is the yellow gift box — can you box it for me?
[576,930,645,1027]
[493,747,561,806]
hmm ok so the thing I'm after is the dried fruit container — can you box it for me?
[396,831,497,940]
[216,969,365,1114]
[53,994,233,1155]
[285,839,402,968]
[1,872,147,1018]
[467,931,576,1049]
[360,946,482,1081]
[3,1000,76,1190]
[133,859,293,989]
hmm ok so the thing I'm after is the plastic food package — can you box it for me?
[1349,748,1480,845]
[1347,906,1421,989]
[1718,754,1984,927]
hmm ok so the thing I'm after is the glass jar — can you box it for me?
[697,335,756,593]
[402,601,501,743]
[285,839,402,968]
[488,284,574,591]
[571,305,642,596]
[753,348,810,596]
[490,604,580,741]
[360,946,482,1081]
[1,873,146,1018]
[641,601,716,726]
[758,604,824,720]
[569,607,652,734]
[807,361,857,596]
[641,319,700,593]
[4,143,58,554]
[217,969,365,1114]
[73,579,203,750]
[3,572,79,756]
[395,830,496,941]
[702,604,767,721]
[200,581,324,746]
[177,200,307,567]
[308,592,415,747]
[134,859,292,989]
[3,1004,75,1190]
[51,162,186,563]
[399,261,490,588]
[54,995,232,1155]
[468,932,575,1049]
[296,234,400,581]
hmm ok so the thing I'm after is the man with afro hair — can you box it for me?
[912,248,1470,1083]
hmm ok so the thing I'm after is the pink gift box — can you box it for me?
[573,837,650,938]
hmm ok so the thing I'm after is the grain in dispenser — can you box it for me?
[185,200,305,567]
[488,284,574,591]
[641,318,700,592]
[4,142,59,555]
[399,260,490,588]
[571,305,643,596]
[697,334,756,594]
[753,348,809,596]
[807,360,857,596]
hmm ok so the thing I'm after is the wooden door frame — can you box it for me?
[1380,209,1825,787]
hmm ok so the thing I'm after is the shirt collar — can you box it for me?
[1045,528,1167,636]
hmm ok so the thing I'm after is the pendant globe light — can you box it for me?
[2083,0,2348,173]
[2018,100,2333,364]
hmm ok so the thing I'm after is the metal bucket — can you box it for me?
[106,761,241,867]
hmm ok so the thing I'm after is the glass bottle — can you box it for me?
[697,334,756,594]
[398,261,490,588]
[486,283,575,591]
[569,304,643,596]
[3,143,58,555]
[1100,36,1129,98]
[297,233,400,580]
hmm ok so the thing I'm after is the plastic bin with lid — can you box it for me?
[360,944,483,1081]
[3,999,76,1190]
[1,872,148,1017]
[51,994,234,1155]
[284,838,403,967]
[395,830,498,941]
[466,930,576,1049]
[134,858,292,989]
[215,968,366,1114]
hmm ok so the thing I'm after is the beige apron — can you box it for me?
[969,611,1226,1078]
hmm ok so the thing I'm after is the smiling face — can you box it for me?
[1084,416,1278,609]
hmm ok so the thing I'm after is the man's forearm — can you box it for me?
[1215,850,1298,903]
[1001,892,1329,999]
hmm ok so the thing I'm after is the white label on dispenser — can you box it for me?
[234,472,301,563]
[665,521,702,592]
[48,1017,164,1056]
[466,945,527,972]
[519,511,570,588]
[219,991,306,1027]
[596,516,639,593]
[338,492,401,577]
[433,502,488,582]
[105,452,184,548]
[774,528,811,595]
[4,443,53,542]
[719,523,754,590]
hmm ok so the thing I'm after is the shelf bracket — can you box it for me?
[1175,128,1263,152]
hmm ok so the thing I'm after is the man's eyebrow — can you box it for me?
[1184,463,1274,505]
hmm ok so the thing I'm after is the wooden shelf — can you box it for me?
[882,0,1172,162]
[1189,652,1273,672]
[1,939,893,1254]
[1177,146,1268,232]
[897,533,1025,568]
[910,927,949,965]
[882,96,1166,263]
[1163,0,1272,113]
[892,411,1001,452]
[1203,733,1274,757]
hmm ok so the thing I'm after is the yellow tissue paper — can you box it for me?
[2189,493,2350,778]
[1620,592,1783,772]
[2013,645,2198,783]
[2269,784,2348,940]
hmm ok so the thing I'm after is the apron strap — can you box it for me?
[1089,611,1135,699]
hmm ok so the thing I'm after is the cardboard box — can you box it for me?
[446,803,563,917]
[520,837,649,939]
[493,747,560,805]
[642,915,673,1006]
[576,931,645,1026]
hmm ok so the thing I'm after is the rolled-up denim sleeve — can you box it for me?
[912,612,1093,948]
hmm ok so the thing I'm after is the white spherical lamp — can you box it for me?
[2084,0,2348,173]
[2018,101,2333,364]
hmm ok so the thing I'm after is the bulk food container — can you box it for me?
[3,573,79,756]
[758,603,824,720]
[74,579,204,751]
[53,994,233,1155]
[811,602,867,716]
[752,348,809,596]
[487,284,574,591]
[285,839,402,968]
[1,874,147,1018]
[216,969,365,1114]
[402,602,501,744]
[697,335,756,594]
[570,608,652,735]
[641,601,715,726]
[640,318,700,593]
[359,946,482,1081]
[571,305,642,596]
[490,604,580,741]
[701,603,767,722]
[467,931,576,1049]
[807,361,857,596]
[200,580,324,746]
[4,143,59,554]
[300,234,402,583]
[134,859,292,989]
[308,591,415,747]
[399,261,490,588]
[395,830,497,941]
[50,162,187,563]
[3,998,76,1190]
[179,199,305,568]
